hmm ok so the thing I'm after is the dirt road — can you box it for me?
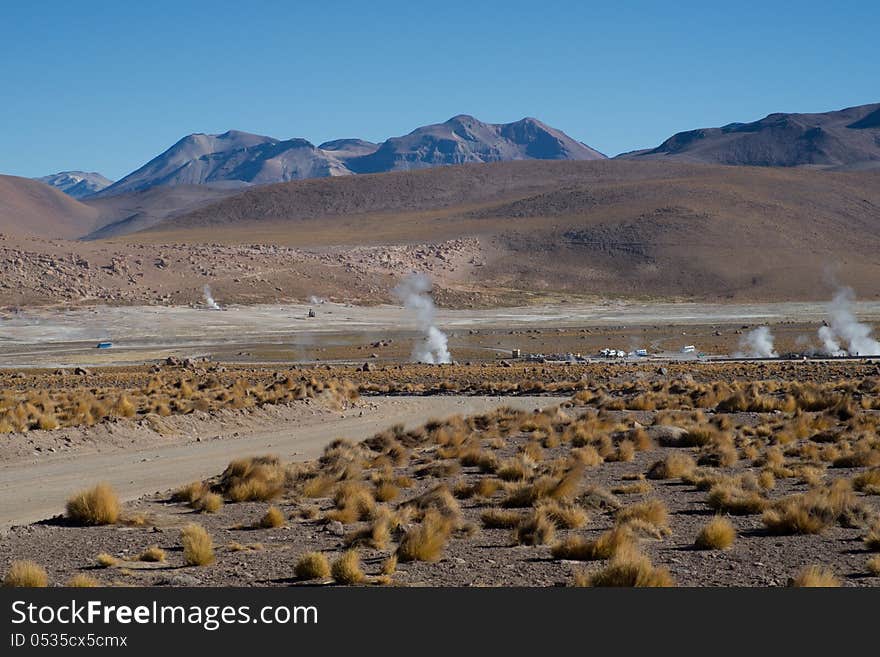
[0,395,561,530]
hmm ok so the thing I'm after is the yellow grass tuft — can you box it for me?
[258,506,285,528]
[867,555,880,576]
[180,523,215,566]
[646,453,696,480]
[616,500,670,536]
[694,516,736,550]
[331,550,365,584]
[397,509,454,562]
[514,509,556,546]
[551,527,634,561]
[138,545,166,562]
[66,573,99,587]
[95,553,118,568]
[3,560,48,587]
[66,483,120,525]
[295,552,331,580]
[587,546,675,587]
[193,492,223,513]
[480,508,524,529]
[789,565,839,587]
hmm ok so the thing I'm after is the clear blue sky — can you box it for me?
[1,0,876,180]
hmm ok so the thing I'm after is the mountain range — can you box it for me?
[623,102,880,168]
[33,103,880,201]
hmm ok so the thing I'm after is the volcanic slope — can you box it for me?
[130,159,880,302]
[0,175,102,238]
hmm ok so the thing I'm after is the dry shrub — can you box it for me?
[551,527,634,561]
[139,545,166,562]
[514,509,556,546]
[331,550,365,584]
[865,525,880,550]
[67,574,99,587]
[302,474,337,498]
[259,506,285,528]
[66,483,120,525]
[497,457,531,481]
[473,477,502,498]
[295,552,331,580]
[867,555,880,576]
[405,484,461,519]
[612,481,652,495]
[172,481,207,504]
[789,565,839,587]
[193,492,223,513]
[481,508,523,529]
[706,483,767,515]
[538,499,589,529]
[375,481,400,502]
[3,560,48,587]
[326,481,376,524]
[694,516,735,550]
[381,554,398,576]
[345,507,395,550]
[180,523,215,566]
[578,485,621,512]
[853,468,880,495]
[570,446,603,466]
[397,509,454,562]
[646,453,696,480]
[587,546,674,587]
[763,480,869,535]
[616,500,670,536]
[220,455,285,502]
[95,553,118,568]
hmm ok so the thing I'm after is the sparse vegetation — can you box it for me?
[180,523,215,566]
[3,560,48,587]
[295,552,331,580]
[66,483,120,525]
[789,565,839,587]
[331,550,365,584]
[695,516,736,550]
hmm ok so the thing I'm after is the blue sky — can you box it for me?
[1,0,876,180]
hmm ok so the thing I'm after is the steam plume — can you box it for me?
[735,326,777,358]
[818,287,880,356]
[203,285,220,310]
[392,273,451,364]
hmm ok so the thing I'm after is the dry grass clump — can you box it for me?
[480,508,524,529]
[616,500,670,536]
[706,482,767,515]
[789,565,840,587]
[763,480,869,535]
[646,453,696,480]
[397,509,454,562]
[375,481,400,502]
[552,527,634,561]
[853,468,880,495]
[193,492,223,513]
[513,509,556,546]
[258,506,285,528]
[586,546,674,587]
[220,455,285,502]
[538,499,589,529]
[501,464,584,508]
[65,483,120,525]
[96,553,118,568]
[3,560,48,587]
[172,481,207,504]
[331,549,366,584]
[865,525,880,550]
[295,552,331,580]
[180,523,215,566]
[66,573,100,587]
[326,481,377,524]
[138,545,166,562]
[612,481,653,495]
[867,555,880,576]
[694,516,736,550]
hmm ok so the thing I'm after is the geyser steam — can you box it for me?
[392,273,452,364]
[203,285,220,310]
[818,287,880,356]
[735,326,778,358]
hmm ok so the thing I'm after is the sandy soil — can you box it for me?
[0,395,560,530]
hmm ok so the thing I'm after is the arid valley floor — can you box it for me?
[2,303,880,587]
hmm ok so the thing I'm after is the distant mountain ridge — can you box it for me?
[622,102,880,168]
[89,116,605,198]
[37,171,113,198]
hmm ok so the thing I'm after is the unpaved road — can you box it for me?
[0,395,562,530]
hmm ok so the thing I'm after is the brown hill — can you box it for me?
[0,175,101,238]
[622,102,880,168]
[129,160,880,302]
